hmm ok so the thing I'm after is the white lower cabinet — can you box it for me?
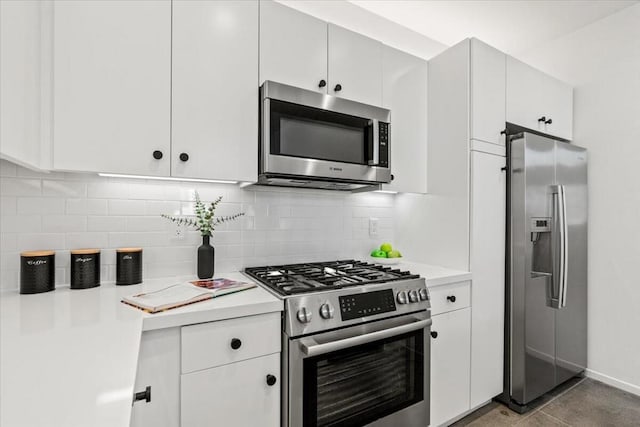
[130,313,281,427]
[430,307,471,427]
[181,352,280,427]
[130,328,181,427]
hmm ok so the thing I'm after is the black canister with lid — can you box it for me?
[116,247,143,285]
[70,249,101,289]
[20,250,55,294]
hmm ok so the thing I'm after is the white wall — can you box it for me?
[518,4,640,394]
[0,159,395,291]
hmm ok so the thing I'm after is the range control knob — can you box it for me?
[396,291,408,304]
[409,290,419,303]
[297,307,313,324]
[419,288,429,301]
[319,303,335,319]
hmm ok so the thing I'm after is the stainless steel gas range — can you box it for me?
[245,260,431,427]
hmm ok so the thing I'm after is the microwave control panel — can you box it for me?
[339,289,396,321]
[378,122,389,167]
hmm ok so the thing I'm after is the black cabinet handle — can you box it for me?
[430,331,438,339]
[230,338,242,350]
[179,153,189,162]
[152,150,163,160]
[447,295,456,303]
[545,118,553,125]
[266,374,277,386]
[390,174,395,181]
[334,84,342,92]
[133,386,151,404]
[318,79,327,88]
[537,116,547,123]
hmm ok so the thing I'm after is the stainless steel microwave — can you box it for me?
[259,81,391,191]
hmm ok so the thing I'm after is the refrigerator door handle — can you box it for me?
[559,184,569,308]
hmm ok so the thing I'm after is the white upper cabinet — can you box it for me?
[171,0,258,183]
[52,0,171,176]
[0,1,47,170]
[506,56,573,140]
[470,39,506,146]
[328,24,383,106]
[381,46,428,193]
[259,0,327,93]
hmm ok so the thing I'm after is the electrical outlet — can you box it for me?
[369,217,379,237]
[173,224,185,240]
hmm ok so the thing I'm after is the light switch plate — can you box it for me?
[369,217,379,237]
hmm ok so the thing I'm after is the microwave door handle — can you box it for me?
[299,318,432,357]
[368,119,380,166]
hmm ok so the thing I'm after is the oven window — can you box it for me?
[303,330,424,427]
[270,99,372,165]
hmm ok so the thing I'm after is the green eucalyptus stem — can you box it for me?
[161,191,244,237]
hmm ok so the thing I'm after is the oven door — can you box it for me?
[286,312,430,427]
[261,81,391,184]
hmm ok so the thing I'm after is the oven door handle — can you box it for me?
[299,318,432,357]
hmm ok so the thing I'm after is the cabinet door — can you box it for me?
[470,151,506,409]
[181,353,280,427]
[470,39,506,146]
[506,56,573,140]
[172,0,258,182]
[53,0,171,176]
[381,46,427,194]
[130,328,181,427]
[543,77,573,140]
[0,1,45,170]
[328,24,382,106]
[430,308,471,427]
[259,0,327,93]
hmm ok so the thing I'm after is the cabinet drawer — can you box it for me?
[429,281,471,315]
[181,312,281,374]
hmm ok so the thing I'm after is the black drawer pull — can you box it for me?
[152,150,163,160]
[431,331,438,339]
[230,338,242,350]
[133,386,151,403]
[447,295,457,303]
[266,374,277,386]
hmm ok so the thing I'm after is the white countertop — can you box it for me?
[389,261,472,288]
[0,272,282,427]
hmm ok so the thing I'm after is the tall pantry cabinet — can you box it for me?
[427,38,507,421]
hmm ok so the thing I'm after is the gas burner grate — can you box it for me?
[245,260,419,296]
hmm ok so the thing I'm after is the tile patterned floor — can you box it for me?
[451,378,640,427]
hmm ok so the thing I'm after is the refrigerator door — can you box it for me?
[554,142,588,385]
[510,133,557,405]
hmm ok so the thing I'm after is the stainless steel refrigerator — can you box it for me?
[504,132,587,412]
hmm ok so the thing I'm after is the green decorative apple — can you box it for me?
[387,250,402,258]
[371,249,388,258]
[380,242,393,253]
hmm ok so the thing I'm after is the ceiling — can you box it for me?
[349,0,638,55]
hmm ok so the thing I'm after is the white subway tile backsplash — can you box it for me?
[66,199,108,215]
[17,197,66,215]
[17,233,65,252]
[1,215,42,233]
[0,160,397,290]
[87,216,127,232]
[42,180,86,198]
[0,197,17,215]
[108,199,147,216]
[42,215,87,233]
[0,178,41,196]
[66,232,109,250]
